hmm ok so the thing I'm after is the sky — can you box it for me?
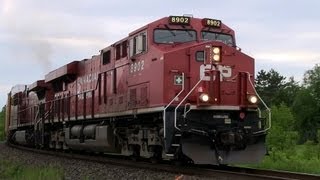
[0,0,320,107]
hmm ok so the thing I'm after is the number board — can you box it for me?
[202,18,221,28]
[169,16,190,25]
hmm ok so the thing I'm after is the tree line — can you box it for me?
[256,64,320,143]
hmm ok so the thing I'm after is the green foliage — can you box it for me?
[299,64,320,139]
[243,141,320,174]
[0,105,63,178]
[266,105,297,152]
[281,77,301,106]
[253,149,320,174]
[0,160,64,180]
[255,69,300,107]
[271,104,295,129]
[253,65,320,174]
[303,64,320,102]
[0,107,5,141]
[292,88,319,143]
[245,104,320,175]
[256,69,286,106]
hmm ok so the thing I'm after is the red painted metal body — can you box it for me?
[6,16,267,165]
[8,16,256,128]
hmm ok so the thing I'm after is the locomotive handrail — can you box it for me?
[174,75,205,131]
[183,103,191,118]
[246,72,272,134]
[34,105,40,126]
[163,72,185,138]
[257,108,262,117]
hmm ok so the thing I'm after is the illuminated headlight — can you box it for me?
[248,95,258,104]
[212,47,221,62]
[200,93,209,102]
[213,47,220,54]
[213,54,220,61]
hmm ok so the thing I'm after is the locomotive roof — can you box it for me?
[101,16,234,52]
[41,16,236,86]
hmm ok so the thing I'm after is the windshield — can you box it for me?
[154,29,196,44]
[201,31,234,46]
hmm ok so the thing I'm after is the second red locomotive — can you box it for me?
[5,15,270,165]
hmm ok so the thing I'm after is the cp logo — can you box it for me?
[200,64,232,81]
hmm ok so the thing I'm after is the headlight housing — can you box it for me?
[200,93,209,102]
[212,47,221,62]
[248,95,258,104]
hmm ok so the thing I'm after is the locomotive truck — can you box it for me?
[5,15,270,165]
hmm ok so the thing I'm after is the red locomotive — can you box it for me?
[5,16,270,165]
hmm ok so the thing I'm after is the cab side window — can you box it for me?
[115,40,128,60]
[115,44,121,60]
[129,32,147,57]
[102,50,111,65]
[122,41,128,57]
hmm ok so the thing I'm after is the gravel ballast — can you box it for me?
[0,142,213,180]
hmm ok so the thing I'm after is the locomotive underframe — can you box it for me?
[164,107,266,164]
[8,107,266,165]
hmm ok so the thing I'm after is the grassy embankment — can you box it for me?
[0,108,64,179]
[0,160,64,180]
[248,142,320,174]
[0,108,4,141]
[245,105,320,175]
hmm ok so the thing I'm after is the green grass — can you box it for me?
[0,109,4,141]
[0,108,64,179]
[245,143,320,175]
[0,118,4,141]
[0,160,64,180]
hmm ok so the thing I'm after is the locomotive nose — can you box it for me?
[191,43,234,106]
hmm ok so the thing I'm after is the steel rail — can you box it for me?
[7,143,320,180]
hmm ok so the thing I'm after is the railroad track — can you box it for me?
[7,143,320,180]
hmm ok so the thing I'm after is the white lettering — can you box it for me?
[76,72,99,100]
[130,60,145,74]
[200,64,232,81]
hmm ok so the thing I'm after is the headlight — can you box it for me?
[213,47,220,54]
[248,95,258,104]
[213,55,220,61]
[212,47,221,62]
[200,93,209,102]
